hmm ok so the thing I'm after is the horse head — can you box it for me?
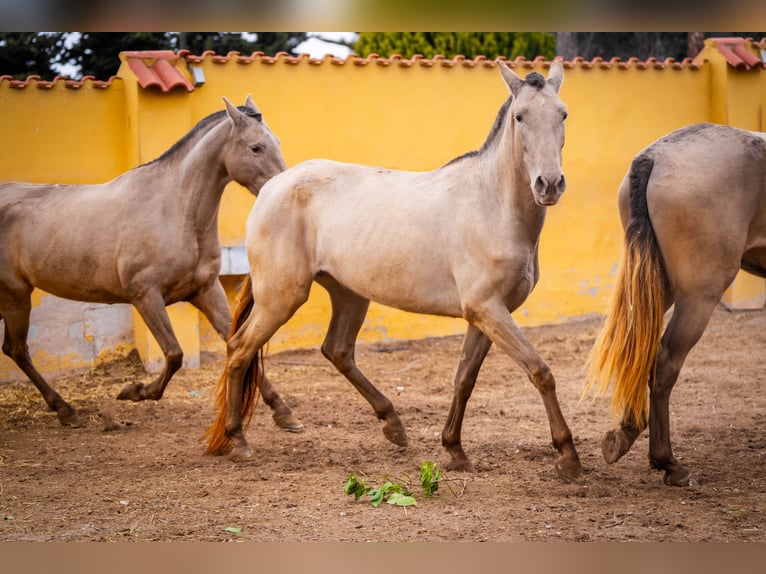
[500,59,567,207]
[222,95,287,195]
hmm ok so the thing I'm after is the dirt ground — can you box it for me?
[0,306,764,542]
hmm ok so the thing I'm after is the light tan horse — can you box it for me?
[584,123,766,486]
[0,96,301,431]
[205,60,582,480]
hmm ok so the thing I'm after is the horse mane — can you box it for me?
[142,105,261,168]
[444,71,551,168]
[444,97,512,167]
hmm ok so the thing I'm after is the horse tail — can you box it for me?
[583,153,667,429]
[203,274,264,455]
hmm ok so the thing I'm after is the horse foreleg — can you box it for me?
[441,324,492,472]
[1,304,80,426]
[469,301,581,481]
[318,277,407,447]
[191,282,302,431]
[117,293,182,401]
[648,295,720,486]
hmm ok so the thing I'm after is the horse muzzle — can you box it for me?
[532,173,566,206]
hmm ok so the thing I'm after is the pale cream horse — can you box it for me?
[585,123,766,486]
[205,60,582,480]
[0,97,300,431]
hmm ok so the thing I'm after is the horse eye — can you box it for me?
[514,113,523,122]
[250,144,264,154]
[562,111,569,121]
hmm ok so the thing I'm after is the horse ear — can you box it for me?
[497,60,524,96]
[547,59,564,93]
[223,96,247,127]
[244,94,262,115]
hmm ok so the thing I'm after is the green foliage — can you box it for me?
[0,33,67,80]
[344,461,446,508]
[419,460,441,496]
[0,32,309,81]
[354,32,556,61]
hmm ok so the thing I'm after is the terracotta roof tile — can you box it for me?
[694,37,766,70]
[121,51,194,92]
[12,42,766,92]
[0,74,114,89]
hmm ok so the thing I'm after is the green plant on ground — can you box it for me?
[344,460,459,508]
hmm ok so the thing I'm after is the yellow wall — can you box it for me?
[2,43,765,379]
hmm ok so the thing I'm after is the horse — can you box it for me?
[0,95,301,432]
[203,59,582,480]
[584,123,766,486]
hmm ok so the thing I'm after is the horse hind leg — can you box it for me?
[223,289,310,462]
[1,301,80,426]
[190,281,303,432]
[317,275,408,448]
[117,291,183,401]
[648,294,722,486]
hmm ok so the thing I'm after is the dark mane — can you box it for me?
[142,105,260,167]
[444,97,512,167]
[524,72,545,89]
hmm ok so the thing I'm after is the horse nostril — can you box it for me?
[556,174,566,193]
[535,175,547,193]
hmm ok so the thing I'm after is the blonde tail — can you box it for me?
[583,154,667,428]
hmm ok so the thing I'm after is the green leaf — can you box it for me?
[344,473,369,501]
[420,460,441,496]
[368,487,385,507]
[225,526,242,533]
[387,492,418,506]
[4,515,14,521]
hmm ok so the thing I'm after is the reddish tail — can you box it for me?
[583,154,667,428]
[203,275,263,455]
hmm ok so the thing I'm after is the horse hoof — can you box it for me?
[444,458,475,473]
[273,412,304,433]
[116,383,145,402]
[555,456,582,482]
[56,405,81,427]
[382,420,408,448]
[602,429,630,464]
[663,468,692,487]
[229,446,254,463]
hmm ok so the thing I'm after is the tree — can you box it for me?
[177,32,308,56]
[0,33,67,80]
[64,33,174,79]
[354,32,556,60]
[555,32,766,61]
[0,32,311,81]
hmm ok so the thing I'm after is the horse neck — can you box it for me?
[473,122,547,240]
[170,121,232,232]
